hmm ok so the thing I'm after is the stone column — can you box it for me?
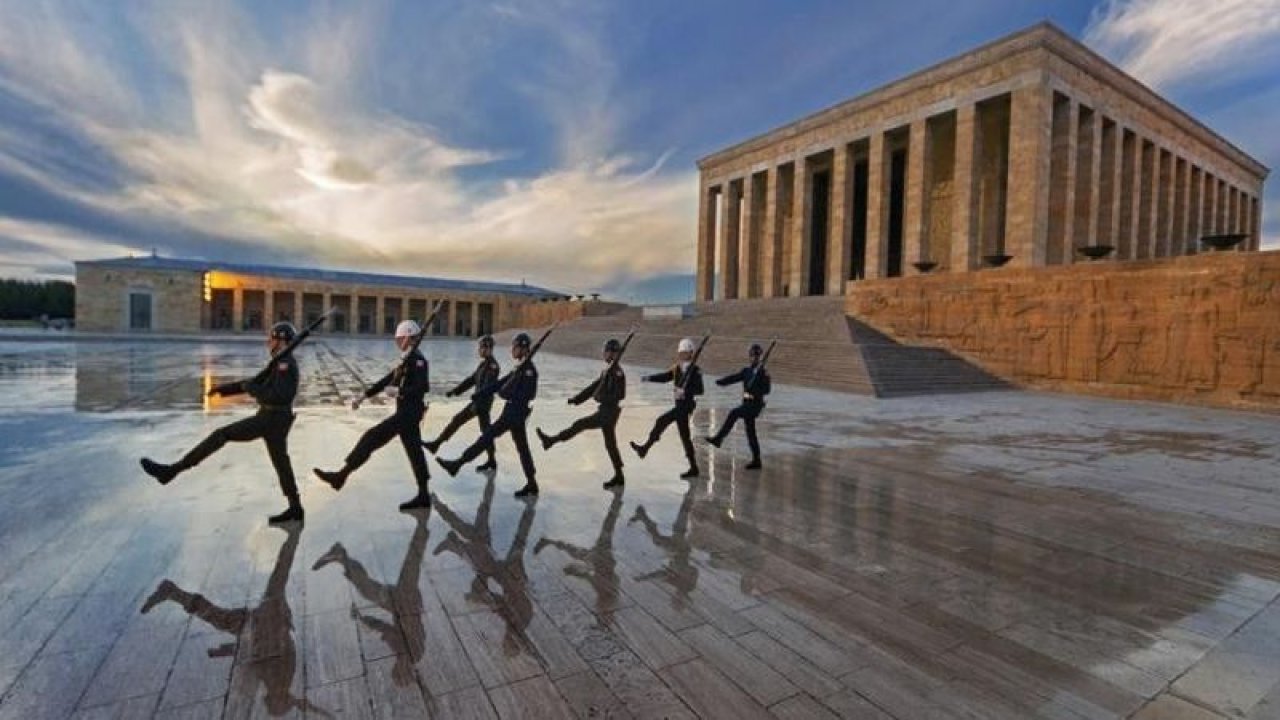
[865,132,889,278]
[1204,173,1218,238]
[447,299,457,336]
[1186,166,1202,255]
[470,301,480,338]
[321,292,332,330]
[737,174,752,299]
[294,293,304,328]
[232,288,244,332]
[696,184,717,302]
[263,291,275,326]
[375,296,386,334]
[1081,110,1102,255]
[1173,159,1189,257]
[827,144,852,293]
[789,156,811,296]
[763,167,784,297]
[1251,196,1262,251]
[1047,96,1076,265]
[1103,121,1123,254]
[718,179,741,300]
[349,295,358,334]
[903,119,929,273]
[1006,83,1053,267]
[1158,149,1176,257]
[951,104,979,272]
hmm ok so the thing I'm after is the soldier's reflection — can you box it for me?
[432,475,538,651]
[310,510,430,687]
[140,525,322,717]
[534,490,623,622]
[630,479,698,610]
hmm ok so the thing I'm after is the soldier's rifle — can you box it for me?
[744,339,777,395]
[587,328,636,402]
[496,322,558,396]
[678,332,712,391]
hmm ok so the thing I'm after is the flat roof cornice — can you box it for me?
[698,21,1267,179]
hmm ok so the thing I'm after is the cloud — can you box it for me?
[0,0,696,293]
[1084,0,1280,90]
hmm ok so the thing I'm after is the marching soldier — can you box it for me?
[705,343,771,469]
[630,337,703,479]
[536,338,627,489]
[437,332,540,498]
[422,335,500,471]
[313,320,432,511]
[140,321,305,525]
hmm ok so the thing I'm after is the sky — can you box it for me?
[0,0,1276,304]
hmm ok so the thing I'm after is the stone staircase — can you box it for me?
[501,296,1010,397]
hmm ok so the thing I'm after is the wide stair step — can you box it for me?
[504,296,1012,397]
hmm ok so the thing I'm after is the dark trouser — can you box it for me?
[178,409,298,500]
[642,404,697,467]
[345,407,430,488]
[551,405,623,472]
[433,401,495,463]
[458,406,535,482]
[711,402,764,460]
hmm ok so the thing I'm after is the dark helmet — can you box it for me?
[603,338,622,353]
[748,343,763,356]
[270,321,297,342]
[513,332,532,348]
[478,334,494,348]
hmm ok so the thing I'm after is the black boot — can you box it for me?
[140,458,179,485]
[475,457,497,472]
[602,472,625,490]
[422,439,441,455]
[437,457,462,477]
[514,481,539,498]
[629,441,648,459]
[313,467,348,491]
[536,428,554,451]
[399,488,431,511]
[269,501,304,525]
[680,465,699,479]
[703,435,722,448]
[745,458,762,470]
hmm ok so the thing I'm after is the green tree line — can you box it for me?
[0,279,76,319]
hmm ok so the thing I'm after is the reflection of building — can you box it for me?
[74,254,562,334]
[695,22,1268,301]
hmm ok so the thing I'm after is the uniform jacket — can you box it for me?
[645,363,703,411]
[448,357,501,408]
[717,364,771,404]
[480,360,539,418]
[221,355,299,410]
[572,363,626,408]
[367,349,430,413]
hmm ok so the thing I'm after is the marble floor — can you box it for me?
[0,337,1278,719]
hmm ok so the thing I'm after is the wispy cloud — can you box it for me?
[0,0,696,292]
[1084,0,1280,91]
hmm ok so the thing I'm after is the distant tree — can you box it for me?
[0,279,76,319]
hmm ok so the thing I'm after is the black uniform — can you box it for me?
[339,350,432,491]
[632,363,703,472]
[708,364,771,462]
[539,362,626,476]
[146,355,301,502]
[425,356,500,466]
[447,360,539,486]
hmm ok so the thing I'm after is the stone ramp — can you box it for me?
[505,296,1011,397]
[847,318,1012,397]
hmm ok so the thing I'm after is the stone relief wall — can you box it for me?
[846,251,1280,411]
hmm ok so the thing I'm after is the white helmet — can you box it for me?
[677,338,695,353]
[395,320,421,338]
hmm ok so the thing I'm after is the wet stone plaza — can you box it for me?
[1,337,1279,720]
